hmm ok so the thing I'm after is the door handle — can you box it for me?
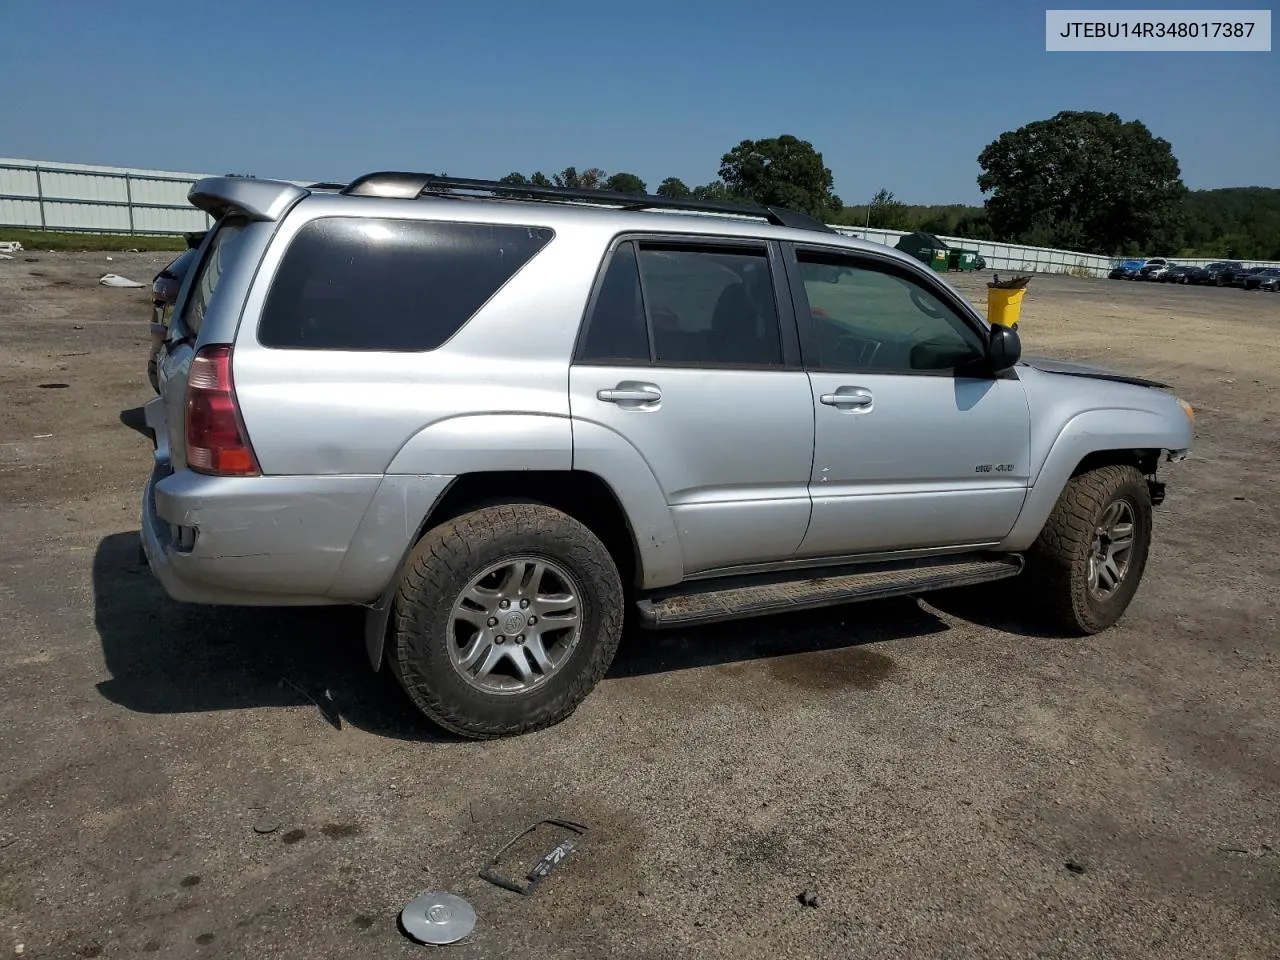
[820,387,873,409]
[598,385,662,404]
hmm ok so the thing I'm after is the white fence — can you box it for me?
[1,157,1276,277]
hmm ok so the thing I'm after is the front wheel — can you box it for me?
[389,503,624,738]
[1022,464,1153,635]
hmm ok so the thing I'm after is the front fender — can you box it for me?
[999,406,1192,551]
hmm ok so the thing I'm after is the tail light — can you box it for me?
[185,345,260,476]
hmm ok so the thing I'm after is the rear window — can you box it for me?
[179,218,247,338]
[257,217,554,351]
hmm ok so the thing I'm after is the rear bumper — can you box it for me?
[140,466,383,606]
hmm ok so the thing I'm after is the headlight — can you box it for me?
[1176,398,1195,422]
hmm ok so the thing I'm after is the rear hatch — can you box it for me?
[152,217,252,473]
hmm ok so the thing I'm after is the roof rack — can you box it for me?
[338,172,836,234]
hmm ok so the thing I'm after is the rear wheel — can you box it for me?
[389,503,624,738]
[1022,464,1153,635]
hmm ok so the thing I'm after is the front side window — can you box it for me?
[797,253,985,374]
[258,217,553,351]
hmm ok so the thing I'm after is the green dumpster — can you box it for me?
[894,231,951,273]
[948,248,982,272]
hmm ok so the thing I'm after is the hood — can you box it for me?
[1019,355,1169,389]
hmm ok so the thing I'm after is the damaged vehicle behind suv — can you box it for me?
[142,173,1195,738]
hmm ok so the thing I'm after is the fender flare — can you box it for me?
[362,414,685,670]
[999,407,1192,551]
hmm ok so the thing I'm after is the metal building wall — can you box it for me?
[2,157,1276,277]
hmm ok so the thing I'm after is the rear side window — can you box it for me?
[576,240,783,368]
[258,217,553,351]
[180,218,247,339]
[638,246,782,366]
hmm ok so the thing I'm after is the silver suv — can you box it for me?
[142,172,1195,738]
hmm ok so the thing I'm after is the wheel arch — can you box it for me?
[1001,406,1190,552]
[363,468,654,671]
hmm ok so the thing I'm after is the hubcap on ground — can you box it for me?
[447,557,583,694]
[1088,499,1136,600]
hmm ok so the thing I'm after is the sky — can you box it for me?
[2,0,1276,205]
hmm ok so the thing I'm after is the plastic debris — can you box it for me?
[98,274,144,288]
[989,274,1034,290]
[480,818,586,896]
[0,240,22,253]
[0,253,13,260]
[400,891,476,945]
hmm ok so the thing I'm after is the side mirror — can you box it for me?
[987,323,1021,373]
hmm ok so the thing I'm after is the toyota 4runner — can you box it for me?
[141,172,1195,738]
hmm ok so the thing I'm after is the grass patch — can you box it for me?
[0,229,187,252]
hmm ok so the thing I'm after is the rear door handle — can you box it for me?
[820,387,873,409]
[598,385,662,404]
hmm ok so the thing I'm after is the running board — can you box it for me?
[636,554,1024,629]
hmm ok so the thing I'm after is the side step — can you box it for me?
[636,554,1024,629]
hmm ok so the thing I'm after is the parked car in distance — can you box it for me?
[1162,265,1205,284]
[1108,258,1145,280]
[1234,266,1268,288]
[148,232,206,392]
[1203,261,1246,286]
[1243,267,1280,291]
[1138,259,1172,281]
[140,172,1196,738]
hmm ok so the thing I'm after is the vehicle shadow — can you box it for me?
[93,531,993,738]
[91,531,447,742]
[607,596,951,679]
[918,583,1072,639]
[118,406,150,439]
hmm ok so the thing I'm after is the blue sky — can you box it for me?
[2,0,1275,204]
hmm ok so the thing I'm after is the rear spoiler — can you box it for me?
[188,177,308,222]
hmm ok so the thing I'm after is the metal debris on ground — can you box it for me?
[399,891,476,945]
[253,816,280,835]
[797,890,820,908]
[479,818,587,896]
[98,273,145,288]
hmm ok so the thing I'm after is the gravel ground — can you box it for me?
[1,252,1277,959]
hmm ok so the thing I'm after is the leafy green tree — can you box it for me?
[977,110,1186,254]
[529,171,551,187]
[603,172,647,194]
[554,166,581,189]
[718,134,841,218]
[691,181,741,203]
[499,172,529,185]
[656,177,691,198]
[866,188,908,229]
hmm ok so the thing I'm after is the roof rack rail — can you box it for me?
[306,181,347,190]
[339,172,836,234]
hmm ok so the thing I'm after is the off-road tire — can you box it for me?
[1022,464,1153,635]
[389,503,624,739]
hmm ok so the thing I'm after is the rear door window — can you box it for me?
[257,217,553,351]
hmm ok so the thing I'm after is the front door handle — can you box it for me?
[820,387,873,410]
[598,385,662,404]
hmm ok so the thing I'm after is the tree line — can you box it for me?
[491,119,1278,260]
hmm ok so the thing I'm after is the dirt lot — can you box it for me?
[1,252,1277,959]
